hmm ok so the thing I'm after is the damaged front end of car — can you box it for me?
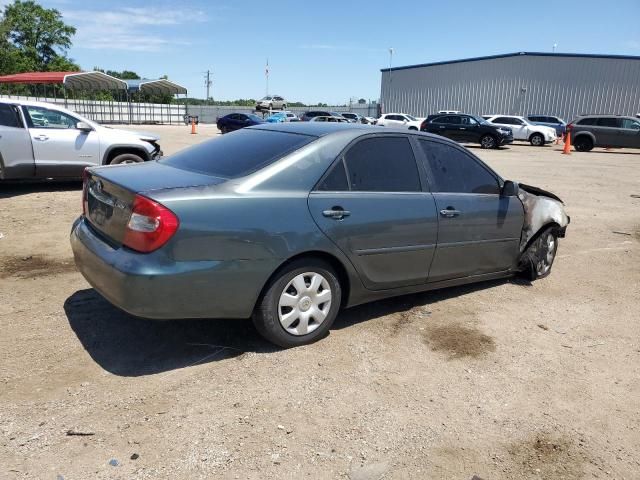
[516,183,570,279]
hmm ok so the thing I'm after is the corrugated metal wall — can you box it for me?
[380,54,640,121]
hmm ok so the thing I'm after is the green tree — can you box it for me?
[1,0,78,72]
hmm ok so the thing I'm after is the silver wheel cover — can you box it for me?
[278,272,332,336]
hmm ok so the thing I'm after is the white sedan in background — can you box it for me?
[483,115,557,146]
[376,113,423,130]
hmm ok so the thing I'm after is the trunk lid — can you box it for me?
[84,161,225,245]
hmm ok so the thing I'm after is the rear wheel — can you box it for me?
[408,126,418,131]
[521,226,559,280]
[530,133,544,146]
[110,153,144,165]
[480,134,497,149]
[573,136,593,152]
[253,259,342,347]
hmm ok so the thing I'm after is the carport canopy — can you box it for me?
[125,78,187,95]
[0,71,127,90]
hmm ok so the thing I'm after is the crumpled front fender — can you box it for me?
[518,184,570,252]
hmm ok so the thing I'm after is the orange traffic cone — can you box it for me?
[190,117,197,135]
[561,131,571,155]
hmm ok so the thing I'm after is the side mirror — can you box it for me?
[502,180,519,197]
[76,121,92,132]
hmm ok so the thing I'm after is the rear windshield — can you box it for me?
[161,128,315,178]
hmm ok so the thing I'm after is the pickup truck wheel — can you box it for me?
[253,259,342,348]
[530,133,544,146]
[480,134,497,149]
[573,136,593,152]
[110,153,144,165]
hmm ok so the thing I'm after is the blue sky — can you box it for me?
[20,0,640,104]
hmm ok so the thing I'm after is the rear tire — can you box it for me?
[521,226,559,281]
[530,133,544,146]
[252,259,342,348]
[573,136,593,152]
[109,153,144,165]
[480,134,497,149]
[408,126,418,131]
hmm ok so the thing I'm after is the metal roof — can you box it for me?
[0,71,127,90]
[125,79,187,95]
[381,51,640,72]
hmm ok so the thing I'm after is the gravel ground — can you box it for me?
[1,126,639,479]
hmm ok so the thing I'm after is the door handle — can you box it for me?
[34,135,49,141]
[459,127,466,130]
[439,208,461,218]
[323,208,350,220]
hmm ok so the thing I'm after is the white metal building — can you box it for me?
[380,52,640,121]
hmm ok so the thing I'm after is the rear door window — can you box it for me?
[492,117,514,124]
[162,129,314,178]
[577,118,598,126]
[344,136,420,192]
[418,140,499,194]
[597,117,621,128]
[0,103,22,128]
[318,160,349,191]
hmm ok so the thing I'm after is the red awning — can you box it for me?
[0,71,127,90]
[0,72,76,84]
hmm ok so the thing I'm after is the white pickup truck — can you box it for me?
[0,99,162,181]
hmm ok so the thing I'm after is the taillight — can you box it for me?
[566,123,573,131]
[420,120,427,131]
[123,194,179,253]
[82,168,89,215]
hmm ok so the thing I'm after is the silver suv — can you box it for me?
[255,95,286,111]
[568,115,640,152]
[0,100,161,181]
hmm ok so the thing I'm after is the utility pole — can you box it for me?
[265,59,269,96]
[205,70,212,101]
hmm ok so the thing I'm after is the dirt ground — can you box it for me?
[1,125,639,479]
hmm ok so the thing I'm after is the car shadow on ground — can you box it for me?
[66,277,528,377]
[64,289,278,377]
[0,180,81,199]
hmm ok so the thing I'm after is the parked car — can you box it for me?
[421,113,513,149]
[364,116,377,125]
[216,113,264,133]
[339,112,366,123]
[0,100,161,181]
[376,113,422,130]
[527,115,566,137]
[567,115,640,152]
[255,95,287,111]
[484,115,557,146]
[266,111,299,123]
[299,111,346,122]
[309,116,349,123]
[72,123,569,348]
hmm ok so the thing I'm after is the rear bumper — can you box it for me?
[70,217,278,319]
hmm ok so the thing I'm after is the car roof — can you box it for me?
[246,121,463,144]
[0,98,67,109]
